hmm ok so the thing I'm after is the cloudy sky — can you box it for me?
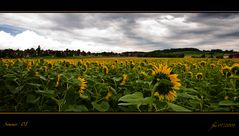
[0,13,239,53]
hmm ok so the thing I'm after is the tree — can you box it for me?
[87,51,91,56]
[81,51,86,56]
[36,45,41,56]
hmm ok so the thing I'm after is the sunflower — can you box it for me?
[43,66,48,72]
[27,62,32,71]
[104,89,113,101]
[196,73,203,80]
[192,64,198,69]
[111,64,115,69]
[140,71,148,76]
[177,62,182,67]
[78,76,87,97]
[210,64,216,69]
[148,69,156,76]
[231,63,239,76]
[185,64,190,72]
[84,63,88,70]
[55,74,62,87]
[139,71,148,80]
[140,62,146,67]
[152,64,181,101]
[130,62,135,68]
[103,66,109,75]
[221,66,232,77]
[185,71,193,79]
[78,60,83,66]
[120,74,128,86]
[199,61,207,67]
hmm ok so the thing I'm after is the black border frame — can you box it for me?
[1,0,239,133]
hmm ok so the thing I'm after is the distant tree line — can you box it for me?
[0,45,124,58]
[0,46,237,58]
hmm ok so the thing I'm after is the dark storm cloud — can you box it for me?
[42,13,173,50]
[193,13,238,19]
[216,31,239,38]
[36,13,239,51]
[185,13,239,27]
[2,13,239,52]
[101,13,176,48]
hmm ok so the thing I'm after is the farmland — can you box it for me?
[0,57,239,112]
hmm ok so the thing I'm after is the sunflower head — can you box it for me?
[185,64,190,72]
[48,63,52,68]
[78,76,87,96]
[152,64,181,102]
[55,74,62,87]
[111,64,115,69]
[140,62,146,67]
[221,66,232,77]
[120,74,128,86]
[177,63,182,67]
[27,62,32,71]
[210,64,216,69]
[140,71,148,80]
[78,60,83,66]
[231,63,239,76]
[103,66,109,75]
[104,89,113,101]
[200,61,207,67]
[148,69,156,76]
[196,73,203,80]
[98,63,102,67]
[185,72,193,79]
[192,64,198,69]
[130,62,135,68]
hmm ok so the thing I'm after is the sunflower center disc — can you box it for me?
[152,73,170,85]
[156,79,173,95]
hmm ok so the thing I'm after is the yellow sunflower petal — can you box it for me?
[159,95,164,100]
[154,92,159,97]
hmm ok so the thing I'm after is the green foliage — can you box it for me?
[1,58,239,112]
[118,92,153,111]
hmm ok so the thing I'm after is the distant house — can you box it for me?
[232,53,239,58]
[223,54,230,58]
[228,53,239,58]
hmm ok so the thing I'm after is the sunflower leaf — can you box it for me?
[113,77,122,82]
[167,102,191,112]
[64,105,88,112]
[118,92,152,111]
[177,93,200,100]
[27,83,42,87]
[180,88,198,94]
[118,92,143,102]
[92,101,110,112]
[39,75,47,81]
[219,100,239,106]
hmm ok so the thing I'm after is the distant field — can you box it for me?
[1,57,239,112]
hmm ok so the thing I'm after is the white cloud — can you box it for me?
[0,30,133,53]
[135,19,169,38]
[0,31,14,47]
[0,30,64,50]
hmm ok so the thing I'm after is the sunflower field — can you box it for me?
[1,57,239,112]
